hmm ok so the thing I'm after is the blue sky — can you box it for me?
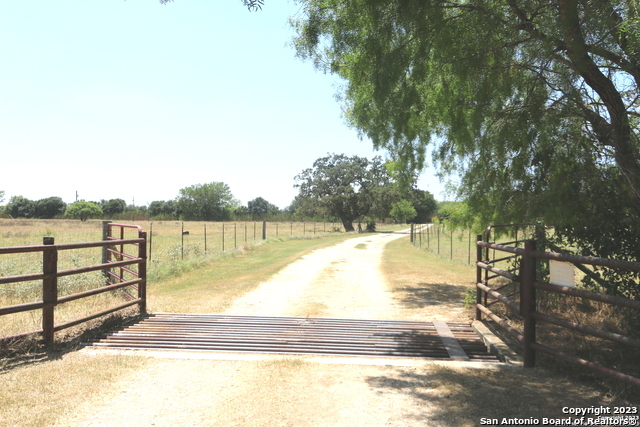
[0,0,448,209]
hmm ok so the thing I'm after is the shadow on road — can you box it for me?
[365,364,619,424]
[393,282,466,309]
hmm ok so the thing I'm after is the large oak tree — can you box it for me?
[294,154,397,231]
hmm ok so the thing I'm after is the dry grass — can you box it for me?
[381,236,476,323]
[489,289,640,398]
[0,351,149,427]
[412,224,477,267]
[1,231,637,427]
[0,219,346,339]
[379,237,638,421]
[0,231,362,427]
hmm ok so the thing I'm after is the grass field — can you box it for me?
[1,228,635,427]
[0,229,381,427]
[411,224,477,266]
[0,218,345,340]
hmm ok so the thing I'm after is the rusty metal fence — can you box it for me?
[0,223,146,344]
[476,224,640,386]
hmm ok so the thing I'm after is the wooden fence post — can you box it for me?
[410,223,414,243]
[476,234,483,321]
[521,239,537,367]
[138,231,147,315]
[42,237,58,344]
[262,221,267,240]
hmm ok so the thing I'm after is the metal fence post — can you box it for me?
[476,234,483,321]
[101,221,111,265]
[101,221,112,278]
[521,239,537,367]
[138,231,147,315]
[42,237,58,344]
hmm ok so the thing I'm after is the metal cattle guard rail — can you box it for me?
[0,223,147,344]
[475,225,640,387]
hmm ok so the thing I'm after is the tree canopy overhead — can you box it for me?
[159,0,264,11]
[291,1,640,224]
[292,1,640,296]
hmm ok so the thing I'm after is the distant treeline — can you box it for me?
[0,154,447,229]
[0,194,320,222]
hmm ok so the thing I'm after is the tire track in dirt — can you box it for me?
[223,232,407,319]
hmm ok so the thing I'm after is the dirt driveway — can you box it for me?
[53,232,624,427]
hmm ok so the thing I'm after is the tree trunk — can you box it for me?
[341,218,355,232]
[559,0,640,216]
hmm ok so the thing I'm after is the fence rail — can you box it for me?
[475,225,640,387]
[0,223,146,343]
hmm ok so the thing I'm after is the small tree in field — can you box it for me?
[5,196,35,218]
[390,200,417,224]
[176,182,238,221]
[65,201,103,221]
